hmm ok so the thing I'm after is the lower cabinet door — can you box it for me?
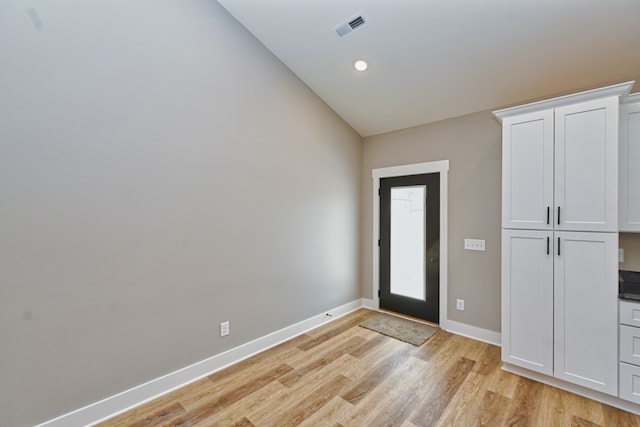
[502,229,554,375]
[620,362,640,404]
[553,231,618,395]
[620,324,640,366]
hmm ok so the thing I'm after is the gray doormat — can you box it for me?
[360,313,440,346]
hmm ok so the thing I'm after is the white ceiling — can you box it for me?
[217,0,640,137]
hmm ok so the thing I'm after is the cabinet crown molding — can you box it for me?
[622,91,640,105]
[493,81,635,122]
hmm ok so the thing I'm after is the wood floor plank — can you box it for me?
[486,367,520,400]
[278,335,366,387]
[176,345,301,412]
[348,332,387,359]
[181,350,298,410]
[339,344,413,405]
[297,396,353,427]
[476,390,512,427]
[207,340,301,384]
[116,402,185,427]
[337,374,413,426]
[413,329,453,361]
[246,351,359,425]
[473,343,502,376]
[504,376,544,426]
[564,391,605,426]
[190,381,287,427]
[362,355,432,427]
[227,417,255,427]
[264,374,351,426]
[459,337,489,362]
[434,371,488,427]
[571,415,602,427]
[536,384,570,426]
[99,378,211,426]
[98,309,640,427]
[168,364,293,425]
[410,356,475,427]
[296,310,375,351]
[603,404,640,427]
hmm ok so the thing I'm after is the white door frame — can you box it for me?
[372,160,449,328]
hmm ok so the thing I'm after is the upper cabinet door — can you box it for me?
[502,110,554,230]
[620,96,640,232]
[554,97,619,232]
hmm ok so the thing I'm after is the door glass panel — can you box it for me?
[390,185,426,301]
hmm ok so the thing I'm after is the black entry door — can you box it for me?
[379,173,440,323]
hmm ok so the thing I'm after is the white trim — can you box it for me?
[372,160,450,330]
[362,298,375,310]
[503,362,640,416]
[35,299,365,427]
[493,81,634,121]
[622,91,640,105]
[443,319,501,346]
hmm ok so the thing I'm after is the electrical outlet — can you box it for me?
[464,239,485,251]
[456,299,465,311]
[220,321,230,337]
[620,248,625,263]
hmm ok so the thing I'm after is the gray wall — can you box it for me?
[362,111,503,332]
[0,1,362,426]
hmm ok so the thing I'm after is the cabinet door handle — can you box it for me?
[557,237,560,256]
[557,206,561,225]
[547,206,550,225]
[546,236,550,255]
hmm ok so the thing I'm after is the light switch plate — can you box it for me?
[464,239,485,251]
[620,248,624,263]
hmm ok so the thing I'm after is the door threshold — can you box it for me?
[379,309,439,328]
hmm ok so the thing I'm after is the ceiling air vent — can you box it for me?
[335,15,366,38]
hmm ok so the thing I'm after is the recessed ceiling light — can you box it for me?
[354,60,368,72]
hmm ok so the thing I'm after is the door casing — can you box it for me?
[372,160,449,328]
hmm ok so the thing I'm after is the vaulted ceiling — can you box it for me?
[217,0,640,137]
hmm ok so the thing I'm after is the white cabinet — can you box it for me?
[501,110,554,230]
[495,81,633,397]
[502,229,618,394]
[620,362,640,405]
[553,231,618,395]
[499,96,620,232]
[620,325,640,366]
[554,98,619,232]
[621,300,640,328]
[620,93,640,232]
[502,229,553,375]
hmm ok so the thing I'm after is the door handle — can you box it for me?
[557,237,560,256]
[546,237,549,255]
[557,206,561,225]
[547,207,550,225]
[430,257,439,263]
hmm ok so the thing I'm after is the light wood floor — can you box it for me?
[99,309,640,427]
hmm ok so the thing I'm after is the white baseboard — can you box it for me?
[36,299,366,427]
[441,319,501,346]
[362,298,375,309]
[503,362,640,415]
